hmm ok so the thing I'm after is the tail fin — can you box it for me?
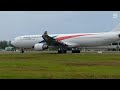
[111,23,120,32]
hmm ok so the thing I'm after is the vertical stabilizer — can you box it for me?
[111,23,120,32]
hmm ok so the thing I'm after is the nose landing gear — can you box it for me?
[20,48,24,53]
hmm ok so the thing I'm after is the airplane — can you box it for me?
[11,24,120,53]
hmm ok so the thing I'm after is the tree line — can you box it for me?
[0,41,15,49]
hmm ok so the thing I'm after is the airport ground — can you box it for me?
[0,51,120,79]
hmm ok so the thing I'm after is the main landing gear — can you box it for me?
[57,48,81,54]
[71,48,81,53]
[58,48,67,53]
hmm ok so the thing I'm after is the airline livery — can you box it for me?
[11,24,120,53]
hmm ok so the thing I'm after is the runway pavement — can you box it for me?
[0,50,120,54]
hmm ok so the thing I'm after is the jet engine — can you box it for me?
[118,34,120,38]
[34,43,48,51]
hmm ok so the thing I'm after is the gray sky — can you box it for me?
[0,11,120,41]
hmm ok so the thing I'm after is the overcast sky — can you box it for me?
[0,11,120,41]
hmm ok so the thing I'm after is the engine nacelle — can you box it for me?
[34,43,48,51]
[118,34,120,38]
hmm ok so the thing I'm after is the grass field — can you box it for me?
[0,52,120,79]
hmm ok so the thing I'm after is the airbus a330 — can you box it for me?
[11,24,120,53]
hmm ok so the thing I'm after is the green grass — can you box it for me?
[0,52,120,79]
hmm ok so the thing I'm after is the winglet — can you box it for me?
[42,31,48,42]
[44,31,48,35]
[111,23,120,32]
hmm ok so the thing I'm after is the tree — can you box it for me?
[0,41,8,49]
[0,40,15,49]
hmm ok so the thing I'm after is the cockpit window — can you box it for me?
[14,36,21,41]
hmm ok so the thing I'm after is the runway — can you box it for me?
[0,50,120,54]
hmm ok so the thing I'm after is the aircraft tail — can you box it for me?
[111,23,120,32]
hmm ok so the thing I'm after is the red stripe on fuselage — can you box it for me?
[56,34,95,41]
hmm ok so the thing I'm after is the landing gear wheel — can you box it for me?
[20,48,24,53]
[21,50,24,53]
[72,50,80,53]
[58,49,67,54]
[71,48,81,53]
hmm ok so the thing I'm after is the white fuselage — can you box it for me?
[11,31,120,49]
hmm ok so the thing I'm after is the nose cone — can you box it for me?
[11,41,15,47]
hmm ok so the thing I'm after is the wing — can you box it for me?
[42,31,68,47]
